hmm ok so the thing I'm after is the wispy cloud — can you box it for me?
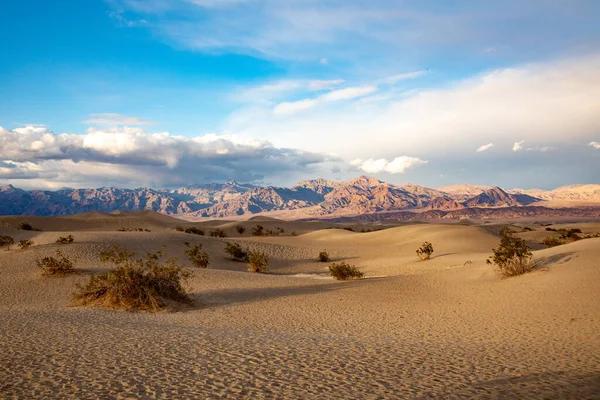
[351,156,427,174]
[476,143,494,153]
[590,141,600,149]
[308,79,345,91]
[513,141,525,151]
[84,113,157,126]
[379,70,428,85]
[273,85,377,115]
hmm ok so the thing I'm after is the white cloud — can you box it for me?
[380,70,427,85]
[476,143,494,152]
[308,79,345,91]
[84,113,156,126]
[272,85,377,115]
[351,156,427,174]
[589,141,600,149]
[273,99,318,115]
[512,141,524,151]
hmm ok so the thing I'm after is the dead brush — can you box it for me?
[71,245,193,311]
[37,250,76,276]
[328,262,364,280]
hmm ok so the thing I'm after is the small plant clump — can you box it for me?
[210,228,228,238]
[72,245,192,311]
[247,250,269,273]
[18,222,33,231]
[175,226,185,232]
[235,225,246,235]
[37,250,76,276]
[328,262,364,280]
[0,235,15,251]
[18,239,34,250]
[224,242,248,261]
[416,242,434,261]
[489,227,535,277]
[185,244,210,268]
[185,227,205,236]
[251,225,265,236]
[56,235,75,244]
[117,227,151,232]
[291,231,298,236]
[542,236,565,247]
[318,251,330,262]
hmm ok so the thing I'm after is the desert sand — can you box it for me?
[1,212,599,399]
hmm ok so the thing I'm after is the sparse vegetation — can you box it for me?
[56,234,75,244]
[185,244,210,268]
[210,228,227,238]
[18,222,33,231]
[72,245,192,311]
[489,227,535,277]
[175,226,184,232]
[542,236,564,247]
[252,224,265,236]
[224,242,248,261]
[18,239,34,250]
[247,250,269,273]
[118,227,151,232]
[416,242,434,261]
[37,250,76,276]
[0,235,15,251]
[328,262,364,280]
[184,227,205,236]
[291,231,298,236]
[235,225,246,235]
[521,227,535,232]
[318,251,330,262]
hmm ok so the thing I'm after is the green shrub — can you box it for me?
[0,235,15,251]
[185,227,205,236]
[185,244,210,268]
[251,225,265,236]
[235,225,246,235]
[18,239,34,250]
[328,262,364,280]
[489,227,535,277]
[37,250,76,276]
[318,251,330,262]
[18,222,33,231]
[247,250,269,273]
[224,242,248,261]
[72,245,192,311]
[56,234,75,244]
[416,241,434,261]
[209,228,227,238]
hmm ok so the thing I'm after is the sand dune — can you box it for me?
[1,214,599,398]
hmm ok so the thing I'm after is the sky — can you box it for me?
[1,0,599,190]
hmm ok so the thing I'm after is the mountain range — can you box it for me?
[1,176,600,221]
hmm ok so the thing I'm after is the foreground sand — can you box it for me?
[1,213,599,398]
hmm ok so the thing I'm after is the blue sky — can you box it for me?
[1,0,599,189]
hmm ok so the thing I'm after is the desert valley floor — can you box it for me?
[1,212,599,399]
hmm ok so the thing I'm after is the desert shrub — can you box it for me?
[235,225,246,235]
[247,250,269,273]
[329,262,364,280]
[175,226,184,232]
[185,227,205,236]
[72,245,192,311]
[545,227,557,232]
[416,241,434,261]
[318,251,330,262]
[18,239,34,250]
[224,242,248,261]
[489,227,535,277]
[210,228,227,238]
[18,222,33,231]
[542,236,565,247]
[521,227,535,232]
[291,231,298,236]
[558,229,582,240]
[56,234,75,244]
[37,250,76,276]
[252,225,265,236]
[185,244,209,268]
[0,235,15,251]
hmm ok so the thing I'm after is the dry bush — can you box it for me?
[416,241,434,261]
[489,227,535,278]
[185,227,205,236]
[224,242,248,261]
[291,231,298,236]
[329,262,364,280]
[18,222,33,231]
[0,235,15,251]
[318,251,330,262]
[542,236,565,247]
[37,250,76,276]
[56,234,75,244]
[247,250,269,273]
[72,245,192,311]
[175,226,184,232]
[251,225,265,236]
[185,244,209,268]
[210,228,227,238]
[18,239,34,250]
[235,225,246,235]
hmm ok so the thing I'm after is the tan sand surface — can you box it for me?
[1,213,599,398]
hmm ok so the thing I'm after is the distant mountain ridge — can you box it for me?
[1,178,600,220]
